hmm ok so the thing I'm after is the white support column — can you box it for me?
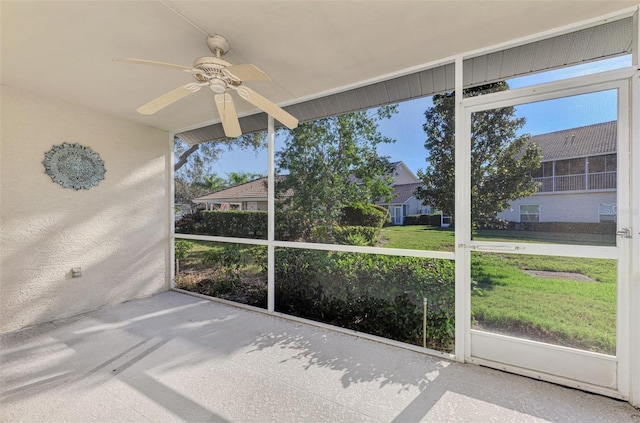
[629,70,640,408]
[267,116,276,312]
[169,134,177,290]
[454,55,468,362]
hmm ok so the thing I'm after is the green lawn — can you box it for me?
[379,225,455,251]
[381,225,617,354]
[177,227,618,354]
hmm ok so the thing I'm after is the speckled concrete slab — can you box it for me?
[1,291,638,423]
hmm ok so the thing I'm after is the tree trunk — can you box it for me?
[174,144,200,172]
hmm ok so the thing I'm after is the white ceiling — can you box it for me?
[2,1,638,134]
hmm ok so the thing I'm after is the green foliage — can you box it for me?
[226,171,265,186]
[202,210,267,239]
[416,82,541,228]
[173,133,267,204]
[404,212,443,227]
[202,244,248,289]
[339,202,389,228]
[274,249,455,351]
[331,225,381,246]
[275,108,397,229]
[174,240,194,261]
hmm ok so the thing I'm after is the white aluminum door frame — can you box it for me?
[392,206,403,225]
[458,70,633,399]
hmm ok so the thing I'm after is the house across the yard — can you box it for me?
[375,162,431,225]
[193,177,271,211]
[499,121,617,224]
[192,161,430,224]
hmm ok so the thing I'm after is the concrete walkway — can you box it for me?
[1,291,638,422]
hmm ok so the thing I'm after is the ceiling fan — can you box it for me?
[114,34,298,138]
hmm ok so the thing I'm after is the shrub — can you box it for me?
[404,214,430,226]
[274,249,455,351]
[202,244,248,286]
[340,202,389,228]
[175,210,205,233]
[509,221,616,235]
[202,210,267,238]
[332,225,381,246]
[404,212,443,227]
[275,210,309,241]
[174,240,194,260]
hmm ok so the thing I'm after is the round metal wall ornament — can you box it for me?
[43,143,106,190]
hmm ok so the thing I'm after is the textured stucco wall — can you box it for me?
[0,85,170,333]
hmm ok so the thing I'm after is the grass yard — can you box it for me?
[471,253,616,354]
[379,225,455,251]
[176,225,618,354]
[381,225,617,354]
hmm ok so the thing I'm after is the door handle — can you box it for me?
[459,244,525,251]
[616,228,632,239]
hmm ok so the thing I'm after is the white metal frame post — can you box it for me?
[169,133,176,290]
[625,7,639,408]
[628,8,640,404]
[267,116,276,312]
[454,56,468,362]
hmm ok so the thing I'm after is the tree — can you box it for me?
[174,132,266,173]
[195,173,227,191]
[416,82,541,228]
[226,171,265,186]
[173,132,267,206]
[275,106,397,232]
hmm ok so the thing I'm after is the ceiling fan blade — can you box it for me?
[236,87,298,130]
[215,93,242,138]
[113,57,194,72]
[224,64,271,81]
[137,84,199,115]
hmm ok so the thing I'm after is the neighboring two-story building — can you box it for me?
[498,121,617,224]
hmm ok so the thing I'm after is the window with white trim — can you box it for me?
[598,203,617,222]
[520,204,540,222]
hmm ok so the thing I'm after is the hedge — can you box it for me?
[274,249,455,351]
[340,203,390,228]
[404,213,443,227]
[176,204,390,241]
[202,210,267,239]
[509,221,616,235]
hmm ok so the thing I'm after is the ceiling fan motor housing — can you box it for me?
[191,56,241,89]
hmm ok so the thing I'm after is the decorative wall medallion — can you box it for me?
[43,143,106,190]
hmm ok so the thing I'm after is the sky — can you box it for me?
[194,55,630,179]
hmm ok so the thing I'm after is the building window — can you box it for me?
[520,204,540,222]
[598,203,617,222]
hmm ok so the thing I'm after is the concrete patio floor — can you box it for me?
[1,291,638,422]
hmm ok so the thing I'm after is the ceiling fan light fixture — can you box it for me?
[115,34,297,130]
[208,79,227,94]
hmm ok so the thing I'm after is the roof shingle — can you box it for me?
[529,121,616,161]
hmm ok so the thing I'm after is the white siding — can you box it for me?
[393,163,420,185]
[404,196,424,215]
[499,191,617,223]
